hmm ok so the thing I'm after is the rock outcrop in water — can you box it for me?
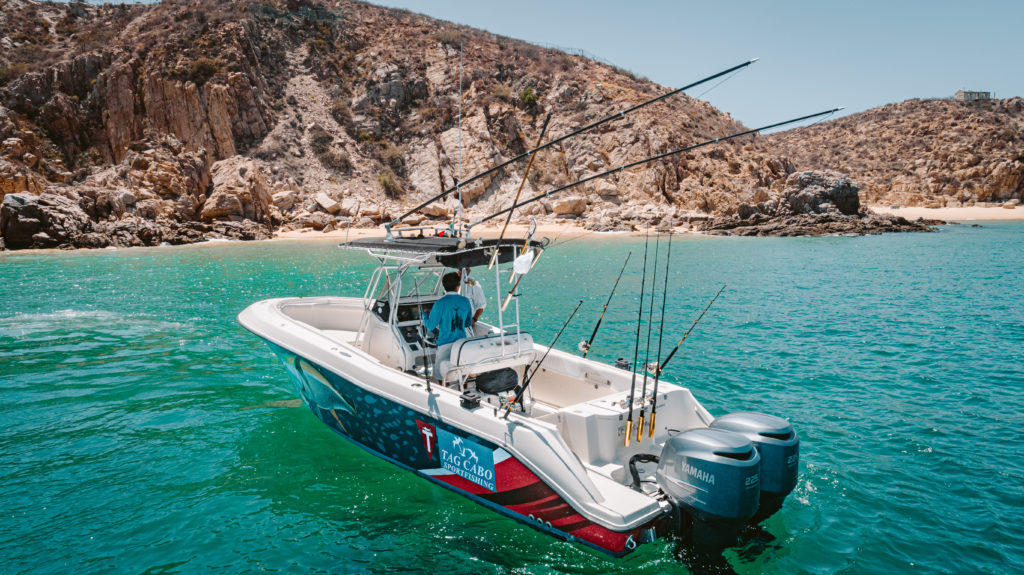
[0,0,1017,249]
[699,170,938,236]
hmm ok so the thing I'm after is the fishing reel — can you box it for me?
[577,340,590,353]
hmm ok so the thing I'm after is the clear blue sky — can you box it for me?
[369,0,1023,129]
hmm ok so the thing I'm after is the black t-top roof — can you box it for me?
[340,236,547,268]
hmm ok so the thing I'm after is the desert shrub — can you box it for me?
[321,149,352,173]
[519,86,538,110]
[536,57,557,77]
[77,27,116,52]
[307,124,350,172]
[331,98,352,128]
[434,29,465,46]
[379,142,405,176]
[309,125,332,155]
[0,62,29,86]
[186,57,220,87]
[490,83,513,103]
[516,43,539,60]
[555,52,574,71]
[378,169,403,198]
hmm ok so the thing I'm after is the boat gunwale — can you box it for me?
[237,296,669,532]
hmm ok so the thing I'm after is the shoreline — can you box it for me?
[3,207,1021,256]
[866,204,1023,221]
[271,222,605,243]
[273,204,1024,243]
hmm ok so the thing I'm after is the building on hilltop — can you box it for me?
[955,90,992,101]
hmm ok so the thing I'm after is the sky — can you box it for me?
[368,0,1024,129]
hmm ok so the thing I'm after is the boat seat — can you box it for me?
[438,332,535,388]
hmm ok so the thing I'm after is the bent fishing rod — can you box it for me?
[504,299,584,419]
[636,234,660,443]
[625,229,650,447]
[488,113,552,269]
[648,232,672,438]
[655,283,727,378]
[468,106,845,230]
[386,58,760,233]
[579,251,631,358]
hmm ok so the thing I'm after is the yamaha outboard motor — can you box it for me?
[656,429,761,548]
[711,412,799,523]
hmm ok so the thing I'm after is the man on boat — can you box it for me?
[424,271,474,381]
[458,267,486,325]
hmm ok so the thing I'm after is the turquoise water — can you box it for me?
[2,223,1022,574]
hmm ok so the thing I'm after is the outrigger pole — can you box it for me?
[469,107,845,230]
[657,283,727,377]
[503,299,584,419]
[385,59,760,235]
[625,229,650,447]
[488,113,553,269]
[579,251,632,358]
[648,232,672,437]
[636,234,660,443]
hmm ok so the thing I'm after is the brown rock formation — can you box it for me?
[764,98,1024,208]
[700,170,937,236]
[0,0,1018,249]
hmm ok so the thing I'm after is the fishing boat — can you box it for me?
[238,228,799,556]
[239,60,832,555]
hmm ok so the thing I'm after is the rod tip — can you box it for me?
[749,57,760,63]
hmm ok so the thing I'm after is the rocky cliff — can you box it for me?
[764,98,1024,208]
[0,0,1017,249]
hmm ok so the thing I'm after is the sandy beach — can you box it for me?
[272,222,603,242]
[272,204,1024,243]
[867,204,1024,221]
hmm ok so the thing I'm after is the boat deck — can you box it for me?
[322,329,359,344]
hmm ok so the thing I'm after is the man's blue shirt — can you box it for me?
[425,292,473,346]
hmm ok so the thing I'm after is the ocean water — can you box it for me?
[1,222,1022,574]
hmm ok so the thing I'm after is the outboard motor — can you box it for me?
[656,429,761,548]
[711,412,799,523]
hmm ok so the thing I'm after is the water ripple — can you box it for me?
[1,227,1022,574]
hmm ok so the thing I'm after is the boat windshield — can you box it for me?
[370,265,445,304]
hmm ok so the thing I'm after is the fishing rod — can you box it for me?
[501,220,539,310]
[503,299,584,419]
[579,251,632,358]
[625,229,650,447]
[489,113,553,269]
[648,232,672,438]
[468,107,845,229]
[656,283,726,377]
[386,58,760,233]
[636,234,660,443]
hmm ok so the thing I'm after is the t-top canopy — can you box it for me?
[340,236,548,268]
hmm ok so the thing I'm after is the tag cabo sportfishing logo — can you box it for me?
[437,429,496,491]
[414,421,496,491]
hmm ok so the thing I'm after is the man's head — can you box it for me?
[442,271,461,292]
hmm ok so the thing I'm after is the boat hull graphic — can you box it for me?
[267,341,657,555]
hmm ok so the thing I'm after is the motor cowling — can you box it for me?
[656,429,761,523]
[710,412,799,522]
